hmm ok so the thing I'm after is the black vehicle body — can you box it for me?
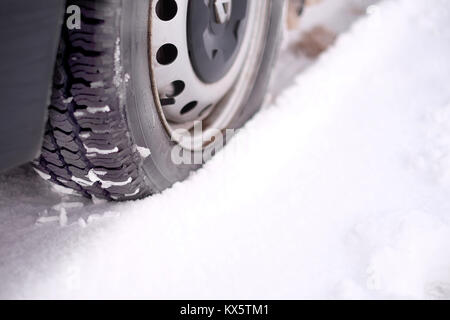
[0,0,64,171]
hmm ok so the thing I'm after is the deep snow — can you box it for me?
[1,0,450,299]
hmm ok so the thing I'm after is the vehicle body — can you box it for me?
[0,0,64,171]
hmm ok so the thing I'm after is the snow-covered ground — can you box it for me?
[1,0,450,299]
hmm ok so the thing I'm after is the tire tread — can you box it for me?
[34,0,150,200]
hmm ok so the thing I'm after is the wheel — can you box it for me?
[34,0,285,200]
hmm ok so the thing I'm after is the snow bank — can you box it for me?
[1,0,450,299]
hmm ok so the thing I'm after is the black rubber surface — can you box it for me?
[34,0,149,200]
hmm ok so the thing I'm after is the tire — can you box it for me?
[34,0,285,201]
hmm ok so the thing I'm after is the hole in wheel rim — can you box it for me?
[157,44,178,65]
[155,0,178,21]
[180,101,198,115]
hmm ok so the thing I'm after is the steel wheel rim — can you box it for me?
[149,0,271,151]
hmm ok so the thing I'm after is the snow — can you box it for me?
[86,105,111,114]
[62,97,73,104]
[87,169,132,189]
[79,132,91,139]
[137,146,151,159]
[83,145,119,155]
[35,216,60,225]
[90,81,105,89]
[33,168,51,181]
[1,0,450,299]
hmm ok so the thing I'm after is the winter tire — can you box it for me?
[34,0,285,200]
